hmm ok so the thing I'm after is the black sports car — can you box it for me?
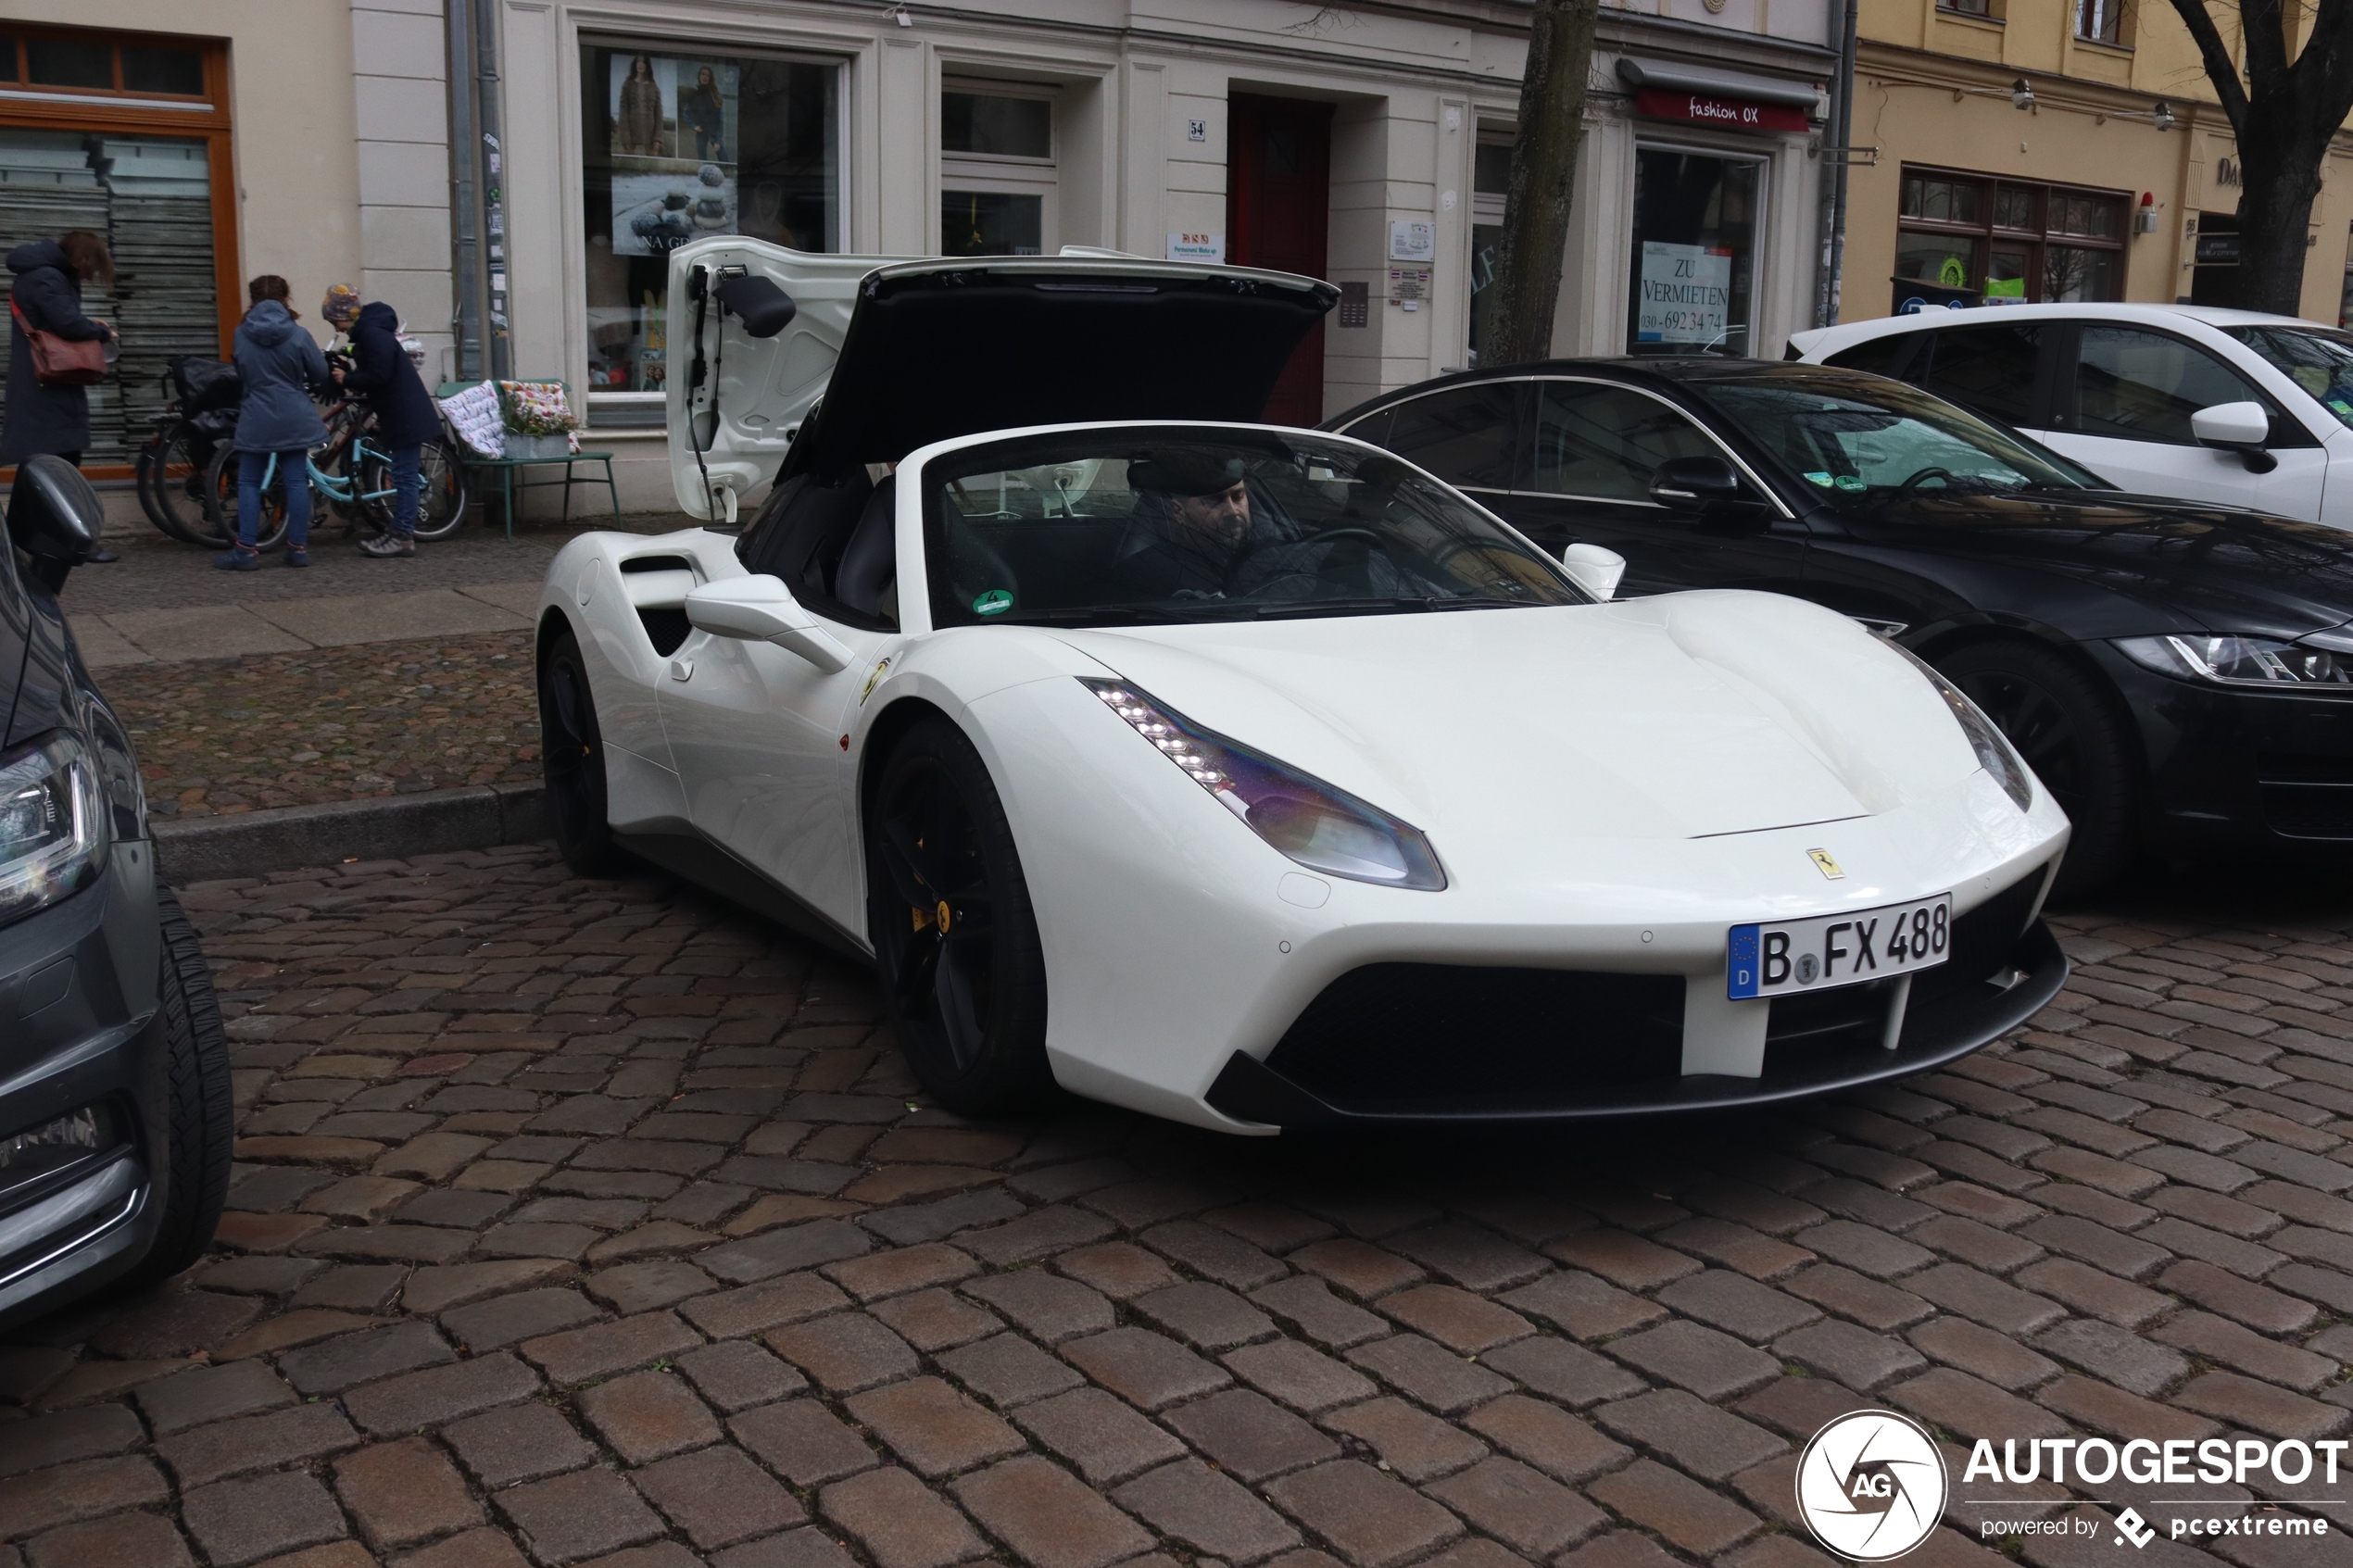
[1327,360,2353,893]
[0,457,230,1326]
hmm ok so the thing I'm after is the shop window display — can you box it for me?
[1626,148,1758,357]
[579,43,839,404]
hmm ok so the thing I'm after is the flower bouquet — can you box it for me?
[497,381,580,458]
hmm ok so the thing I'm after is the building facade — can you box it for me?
[1840,0,2353,326]
[3,1,1835,507]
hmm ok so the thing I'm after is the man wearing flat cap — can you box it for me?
[1114,448,1265,597]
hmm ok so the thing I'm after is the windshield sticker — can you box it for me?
[2332,399,2353,420]
[1833,475,1867,492]
[973,589,1015,617]
[1804,470,1835,487]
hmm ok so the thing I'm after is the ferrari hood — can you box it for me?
[664,236,1336,517]
[1051,591,1993,842]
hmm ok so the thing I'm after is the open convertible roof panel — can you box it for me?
[786,258,1339,480]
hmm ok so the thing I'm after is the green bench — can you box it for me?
[436,380,622,538]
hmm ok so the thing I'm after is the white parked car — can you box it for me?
[533,240,2071,1132]
[1789,304,2353,527]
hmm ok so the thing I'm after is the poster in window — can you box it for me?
[1634,242,1733,346]
[609,54,739,256]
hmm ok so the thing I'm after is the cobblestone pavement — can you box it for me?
[5,848,2353,1568]
[116,630,539,820]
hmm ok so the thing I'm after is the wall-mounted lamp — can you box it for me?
[890,5,913,24]
[2152,100,2174,131]
[2011,78,2035,110]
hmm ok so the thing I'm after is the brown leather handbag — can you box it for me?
[10,299,106,386]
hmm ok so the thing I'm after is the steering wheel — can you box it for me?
[1221,526,1386,593]
[1896,467,1955,495]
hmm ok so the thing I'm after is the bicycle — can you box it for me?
[199,396,470,550]
[133,358,241,546]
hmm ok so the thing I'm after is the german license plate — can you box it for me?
[1728,895,1952,999]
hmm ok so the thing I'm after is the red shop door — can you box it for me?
[1227,94,1333,427]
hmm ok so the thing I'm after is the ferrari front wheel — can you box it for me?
[537,626,625,877]
[867,718,1052,1114]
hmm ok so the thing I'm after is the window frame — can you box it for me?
[937,78,1059,257]
[1626,139,1771,359]
[1894,166,2126,307]
[575,34,849,422]
[0,24,237,481]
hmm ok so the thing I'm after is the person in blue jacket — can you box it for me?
[217,275,328,571]
[323,284,439,558]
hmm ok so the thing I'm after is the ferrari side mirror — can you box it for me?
[1560,543,1627,602]
[2190,401,2278,473]
[685,574,852,672]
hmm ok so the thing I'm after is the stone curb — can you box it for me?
[153,781,548,884]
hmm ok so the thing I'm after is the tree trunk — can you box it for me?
[2231,114,2326,315]
[1478,0,1601,368]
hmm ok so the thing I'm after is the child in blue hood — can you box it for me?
[217,275,329,571]
[323,285,439,557]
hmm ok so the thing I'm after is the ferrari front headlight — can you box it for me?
[2115,633,2353,692]
[1081,678,1446,890]
[0,734,108,927]
[1885,645,2034,811]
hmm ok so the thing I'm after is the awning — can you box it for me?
[1615,57,1823,110]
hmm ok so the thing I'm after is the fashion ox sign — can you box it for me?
[1635,86,1808,133]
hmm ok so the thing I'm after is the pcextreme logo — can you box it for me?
[1795,1411,1948,1562]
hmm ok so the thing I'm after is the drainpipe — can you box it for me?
[446,0,484,380]
[474,0,511,379]
[1821,0,1860,328]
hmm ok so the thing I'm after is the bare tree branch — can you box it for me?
[2162,0,2253,132]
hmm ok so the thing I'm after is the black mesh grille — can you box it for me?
[1264,966,1684,1114]
[1262,868,2049,1115]
[2257,754,2353,839]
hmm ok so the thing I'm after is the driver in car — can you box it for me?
[1112,450,1267,597]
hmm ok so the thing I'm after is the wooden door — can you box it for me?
[1227,94,1332,426]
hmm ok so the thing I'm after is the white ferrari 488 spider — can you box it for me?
[535,241,2071,1133]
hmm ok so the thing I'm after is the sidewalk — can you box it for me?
[64,506,682,666]
[73,581,543,666]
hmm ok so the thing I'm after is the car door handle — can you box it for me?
[669,659,694,682]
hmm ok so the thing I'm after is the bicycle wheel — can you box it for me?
[202,446,293,553]
[360,439,470,541]
[136,421,216,546]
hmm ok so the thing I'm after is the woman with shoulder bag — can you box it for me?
[3,230,120,562]
[216,275,329,571]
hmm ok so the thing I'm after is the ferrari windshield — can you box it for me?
[2225,324,2353,431]
[1691,371,2104,507]
[923,428,1581,628]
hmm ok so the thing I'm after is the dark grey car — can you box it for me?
[0,456,229,1327]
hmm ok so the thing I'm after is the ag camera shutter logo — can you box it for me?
[1796,1411,1949,1562]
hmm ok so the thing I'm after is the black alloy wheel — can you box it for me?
[867,718,1051,1113]
[537,627,625,876]
[1935,639,2141,898]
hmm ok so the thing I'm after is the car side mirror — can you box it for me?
[6,454,104,592]
[1560,542,1627,602]
[2191,401,2278,474]
[1648,456,1747,509]
[684,574,853,672]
